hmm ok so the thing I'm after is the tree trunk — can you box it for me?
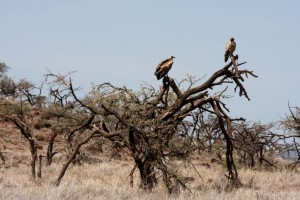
[29,137,38,179]
[210,101,238,180]
[249,153,255,168]
[0,151,5,165]
[37,154,42,178]
[8,117,38,179]
[136,155,157,190]
[129,127,157,190]
[47,131,58,166]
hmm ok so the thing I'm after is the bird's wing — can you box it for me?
[155,60,173,76]
[162,61,173,74]
[231,42,236,53]
[162,61,173,70]
[156,58,170,71]
[225,41,236,55]
[225,41,231,53]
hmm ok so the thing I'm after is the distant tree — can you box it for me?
[0,75,16,96]
[185,111,224,155]
[280,105,300,169]
[0,62,16,97]
[0,78,44,179]
[16,79,43,106]
[281,105,300,136]
[233,122,278,169]
[0,62,9,76]
[1,100,38,179]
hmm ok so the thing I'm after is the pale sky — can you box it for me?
[0,1,299,123]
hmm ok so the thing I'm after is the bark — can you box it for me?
[47,131,58,166]
[30,141,37,179]
[37,154,42,178]
[9,117,38,179]
[129,127,157,190]
[0,150,5,165]
[210,101,238,180]
[159,61,251,121]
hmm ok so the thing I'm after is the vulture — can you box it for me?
[154,56,175,80]
[224,37,236,62]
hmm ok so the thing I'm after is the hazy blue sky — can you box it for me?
[1,1,299,123]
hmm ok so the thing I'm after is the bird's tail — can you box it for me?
[224,52,229,62]
[156,74,163,80]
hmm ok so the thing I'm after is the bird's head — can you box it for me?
[230,37,235,42]
[170,55,175,59]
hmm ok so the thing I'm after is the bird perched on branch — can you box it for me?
[224,38,236,62]
[154,56,175,80]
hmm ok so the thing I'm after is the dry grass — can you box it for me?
[1,157,300,200]
[1,124,300,200]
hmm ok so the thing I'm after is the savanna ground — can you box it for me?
[1,124,300,200]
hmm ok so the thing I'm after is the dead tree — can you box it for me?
[281,104,300,135]
[280,104,300,169]
[0,79,43,179]
[55,127,96,186]
[46,54,256,192]
[4,114,38,178]
[152,56,256,183]
[233,122,277,169]
[288,137,300,170]
[54,118,127,186]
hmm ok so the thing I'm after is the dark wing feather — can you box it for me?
[155,62,173,80]
[155,58,171,72]
[224,51,229,62]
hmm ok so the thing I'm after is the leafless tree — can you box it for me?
[280,104,300,169]
[233,122,278,169]
[3,110,38,178]
[44,54,257,192]
[0,79,43,179]
[281,105,300,136]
